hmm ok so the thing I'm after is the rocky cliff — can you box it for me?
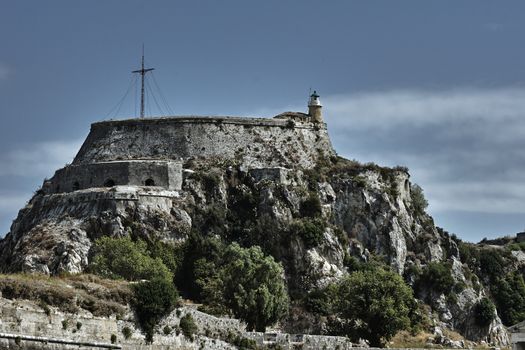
[0,114,513,346]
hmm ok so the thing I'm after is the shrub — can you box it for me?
[201,172,222,193]
[133,276,179,343]
[147,240,181,276]
[458,242,480,265]
[334,266,417,347]
[290,218,326,249]
[110,334,117,344]
[410,184,428,215]
[479,249,508,283]
[62,319,68,330]
[180,314,198,340]
[351,175,368,188]
[299,193,323,218]
[76,321,82,330]
[231,335,258,349]
[122,326,132,340]
[493,272,525,326]
[508,242,525,252]
[89,236,172,281]
[474,297,496,327]
[305,286,336,315]
[178,236,289,332]
[416,262,454,296]
[163,325,172,335]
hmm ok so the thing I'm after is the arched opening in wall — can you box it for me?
[404,179,409,192]
[104,179,116,187]
[145,178,155,186]
[72,182,80,191]
[56,185,60,193]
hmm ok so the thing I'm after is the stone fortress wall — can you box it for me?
[45,114,334,195]
[44,160,182,194]
[0,297,468,350]
[73,115,334,168]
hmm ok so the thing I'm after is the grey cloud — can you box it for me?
[0,140,82,178]
[323,88,525,215]
[0,193,29,212]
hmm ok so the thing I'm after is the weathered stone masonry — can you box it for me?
[44,114,334,195]
[44,160,182,194]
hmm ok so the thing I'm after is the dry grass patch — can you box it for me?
[389,330,434,348]
[0,273,133,317]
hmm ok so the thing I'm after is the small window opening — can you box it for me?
[72,181,80,191]
[104,179,116,187]
[145,178,155,186]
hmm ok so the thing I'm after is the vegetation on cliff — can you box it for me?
[89,236,179,342]
[178,234,289,331]
[3,154,525,347]
[457,237,525,327]
[305,263,419,347]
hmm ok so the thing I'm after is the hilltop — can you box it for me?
[0,97,521,348]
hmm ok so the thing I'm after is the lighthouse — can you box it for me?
[308,90,323,123]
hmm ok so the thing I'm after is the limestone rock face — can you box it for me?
[0,187,190,274]
[0,115,510,346]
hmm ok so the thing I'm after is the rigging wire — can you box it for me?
[105,76,136,119]
[151,71,175,115]
[146,78,166,116]
[105,58,174,119]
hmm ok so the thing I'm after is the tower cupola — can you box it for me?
[308,90,323,122]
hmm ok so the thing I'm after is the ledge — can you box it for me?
[91,115,326,130]
[0,332,121,349]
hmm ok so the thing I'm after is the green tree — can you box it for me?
[493,272,525,326]
[410,184,428,215]
[177,232,224,299]
[220,243,289,331]
[179,314,198,340]
[290,218,326,249]
[133,276,179,342]
[479,249,508,283]
[416,262,455,296]
[474,297,496,327]
[89,236,170,281]
[89,236,179,342]
[335,267,416,347]
[193,258,228,315]
[147,239,182,276]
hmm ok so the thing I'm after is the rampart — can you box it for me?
[72,115,335,169]
[44,160,182,194]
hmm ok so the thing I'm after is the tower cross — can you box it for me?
[132,47,154,118]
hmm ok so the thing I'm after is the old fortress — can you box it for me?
[43,92,334,195]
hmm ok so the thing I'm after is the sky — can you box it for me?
[1,1,525,242]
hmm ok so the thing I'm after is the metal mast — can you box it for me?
[132,46,154,118]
